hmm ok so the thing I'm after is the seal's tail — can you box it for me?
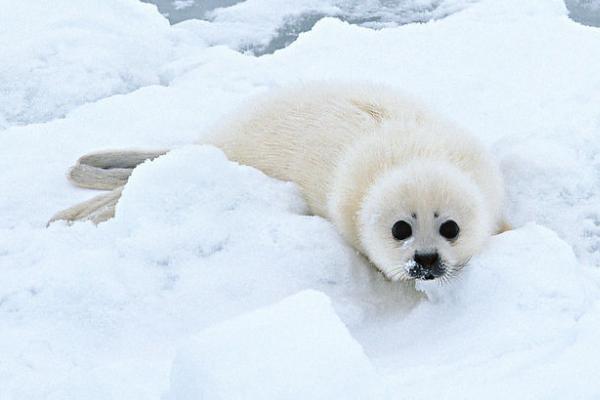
[49,149,168,225]
[68,150,168,190]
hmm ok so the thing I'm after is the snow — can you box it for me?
[167,290,383,400]
[392,224,597,399]
[0,0,175,128]
[0,145,398,399]
[1,0,600,398]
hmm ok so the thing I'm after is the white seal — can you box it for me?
[51,83,507,281]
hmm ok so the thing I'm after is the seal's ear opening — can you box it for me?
[495,219,512,235]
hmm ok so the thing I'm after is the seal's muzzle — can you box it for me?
[410,252,445,280]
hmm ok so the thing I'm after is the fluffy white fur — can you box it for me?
[207,84,505,280]
[52,83,506,280]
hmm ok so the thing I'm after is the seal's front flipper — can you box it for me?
[495,219,512,235]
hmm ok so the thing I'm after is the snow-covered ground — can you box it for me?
[1,0,600,398]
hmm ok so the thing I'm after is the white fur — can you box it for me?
[53,83,506,280]
[207,83,505,280]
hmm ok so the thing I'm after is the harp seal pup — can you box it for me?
[51,83,507,281]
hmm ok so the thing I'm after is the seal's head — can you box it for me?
[357,160,493,281]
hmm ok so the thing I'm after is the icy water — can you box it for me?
[143,0,242,24]
[144,0,600,55]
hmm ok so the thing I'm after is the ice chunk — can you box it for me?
[167,290,384,400]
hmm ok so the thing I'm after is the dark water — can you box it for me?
[143,0,600,55]
[143,0,243,24]
[565,0,600,27]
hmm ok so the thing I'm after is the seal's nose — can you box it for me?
[414,252,439,267]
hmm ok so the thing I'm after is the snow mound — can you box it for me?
[3,145,394,398]
[499,136,600,267]
[416,224,585,309]
[167,290,383,400]
[367,224,598,399]
[110,145,405,322]
[115,145,307,227]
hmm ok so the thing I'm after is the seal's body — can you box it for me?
[52,84,506,281]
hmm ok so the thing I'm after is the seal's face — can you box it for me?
[358,161,492,281]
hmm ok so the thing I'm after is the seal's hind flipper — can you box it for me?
[68,164,133,190]
[48,186,124,226]
[77,150,167,169]
[69,149,168,190]
[49,148,168,226]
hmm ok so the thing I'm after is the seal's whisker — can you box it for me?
[386,265,409,281]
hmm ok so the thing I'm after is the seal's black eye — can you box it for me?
[392,220,412,240]
[440,220,460,240]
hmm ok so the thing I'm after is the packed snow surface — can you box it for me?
[1,0,600,398]
[0,1,174,128]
